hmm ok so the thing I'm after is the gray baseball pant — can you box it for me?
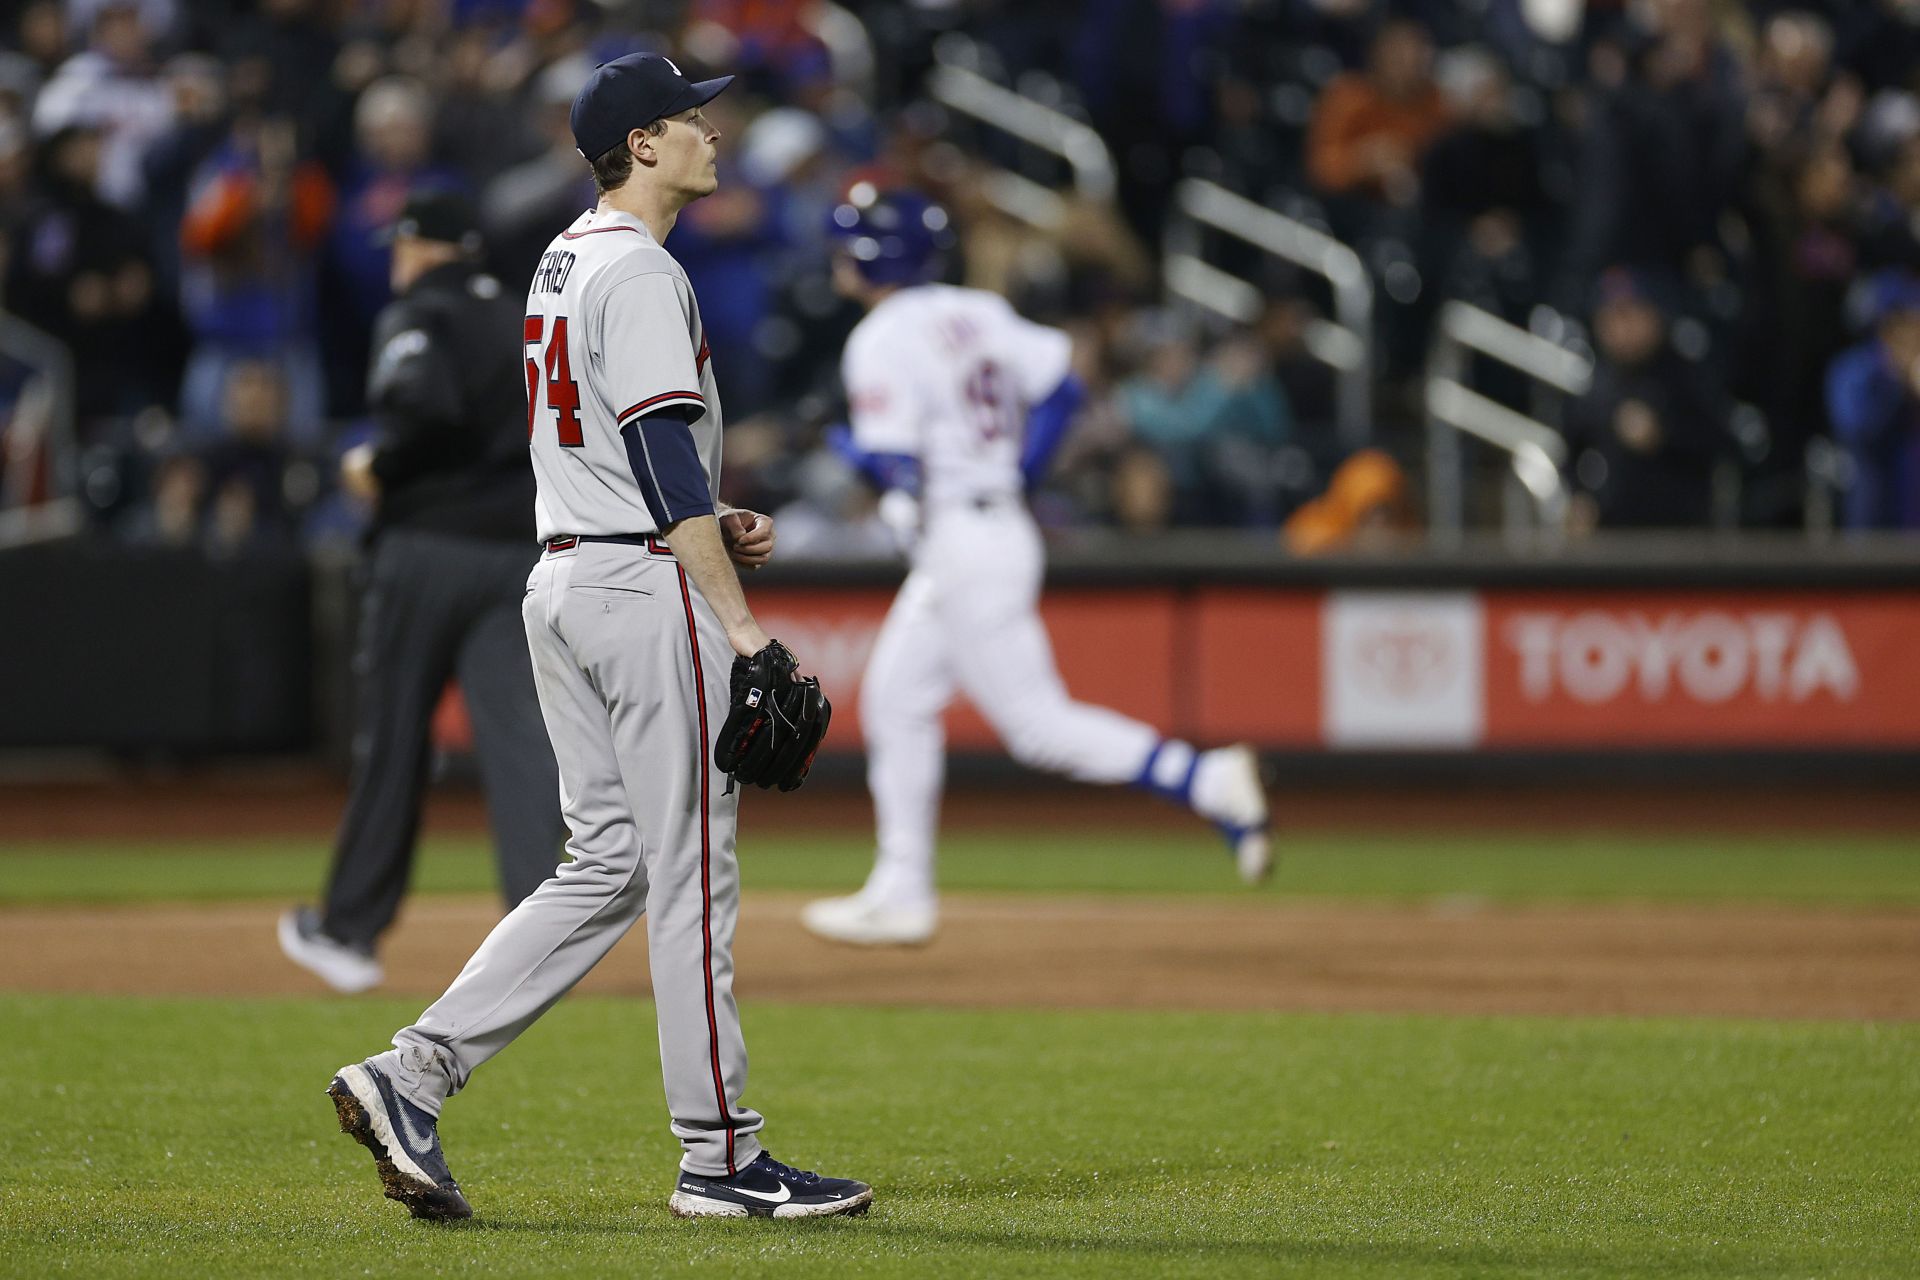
[376,539,763,1177]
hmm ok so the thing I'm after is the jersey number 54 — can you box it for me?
[525,316,584,448]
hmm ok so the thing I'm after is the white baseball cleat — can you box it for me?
[278,907,384,993]
[1192,745,1273,885]
[1229,829,1273,886]
[800,894,938,947]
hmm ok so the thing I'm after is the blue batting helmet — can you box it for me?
[829,186,954,285]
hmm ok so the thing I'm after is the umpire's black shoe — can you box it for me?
[669,1152,874,1219]
[327,1061,473,1221]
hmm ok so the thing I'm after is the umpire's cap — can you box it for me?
[381,187,484,256]
[570,53,733,161]
[829,186,955,286]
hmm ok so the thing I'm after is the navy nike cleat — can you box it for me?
[669,1152,874,1219]
[327,1061,473,1221]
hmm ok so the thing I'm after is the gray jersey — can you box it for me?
[523,208,724,541]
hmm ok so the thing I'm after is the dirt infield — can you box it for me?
[3,893,1915,1020]
[4,774,1914,1021]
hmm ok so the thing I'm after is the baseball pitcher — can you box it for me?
[803,190,1271,948]
[323,54,863,1222]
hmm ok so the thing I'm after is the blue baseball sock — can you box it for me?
[1133,739,1201,808]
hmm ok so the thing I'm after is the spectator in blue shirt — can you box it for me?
[176,114,335,444]
[1118,313,1292,523]
[324,77,462,415]
[1826,271,1920,529]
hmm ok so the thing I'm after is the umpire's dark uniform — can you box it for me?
[311,194,562,959]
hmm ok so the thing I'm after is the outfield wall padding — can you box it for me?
[739,584,1920,753]
[0,540,312,752]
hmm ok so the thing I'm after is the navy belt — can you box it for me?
[545,534,673,557]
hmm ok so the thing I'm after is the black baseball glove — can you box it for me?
[713,639,832,791]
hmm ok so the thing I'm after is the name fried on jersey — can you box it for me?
[531,249,577,295]
[522,209,724,542]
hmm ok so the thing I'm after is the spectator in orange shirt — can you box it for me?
[178,114,334,443]
[1283,448,1416,555]
[1307,19,1450,209]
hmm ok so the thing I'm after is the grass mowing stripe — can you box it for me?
[1,832,1918,905]
[0,995,1915,1278]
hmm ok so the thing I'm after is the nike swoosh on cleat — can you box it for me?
[730,1183,794,1204]
[393,1098,436,1155]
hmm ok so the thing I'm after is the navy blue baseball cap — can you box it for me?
[570,53,733,161]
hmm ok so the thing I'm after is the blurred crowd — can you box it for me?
[1,0,1919,554]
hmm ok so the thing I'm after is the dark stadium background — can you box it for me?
[1,0,1917,767]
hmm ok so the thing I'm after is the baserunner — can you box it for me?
[803,189,1272,949]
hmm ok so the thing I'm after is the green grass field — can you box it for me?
[2,994,1915,1279]
[2,829,1916,1277]
[2,829,1918,905]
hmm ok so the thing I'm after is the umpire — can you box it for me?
[279,189,564,993]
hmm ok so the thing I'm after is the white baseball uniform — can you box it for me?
[843,285,1205,910]
[371,207,763,1178]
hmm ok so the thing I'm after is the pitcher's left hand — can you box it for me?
[720,508,774,570]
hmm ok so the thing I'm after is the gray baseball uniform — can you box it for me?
[371,207,761,1177]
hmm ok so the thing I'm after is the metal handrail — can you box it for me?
[1163,178,1373,448]
[926,58,1117,203]
[1437,302,1591,393]
[1804,434,1851,540]
[1426,380,1569,537]
[1164,254,1263,324]
[1164,252,1365,371]
[977,169,1069,231]
[1428,380,1567,462]
[1426,301,1592,548]
[921,51,1377,447]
